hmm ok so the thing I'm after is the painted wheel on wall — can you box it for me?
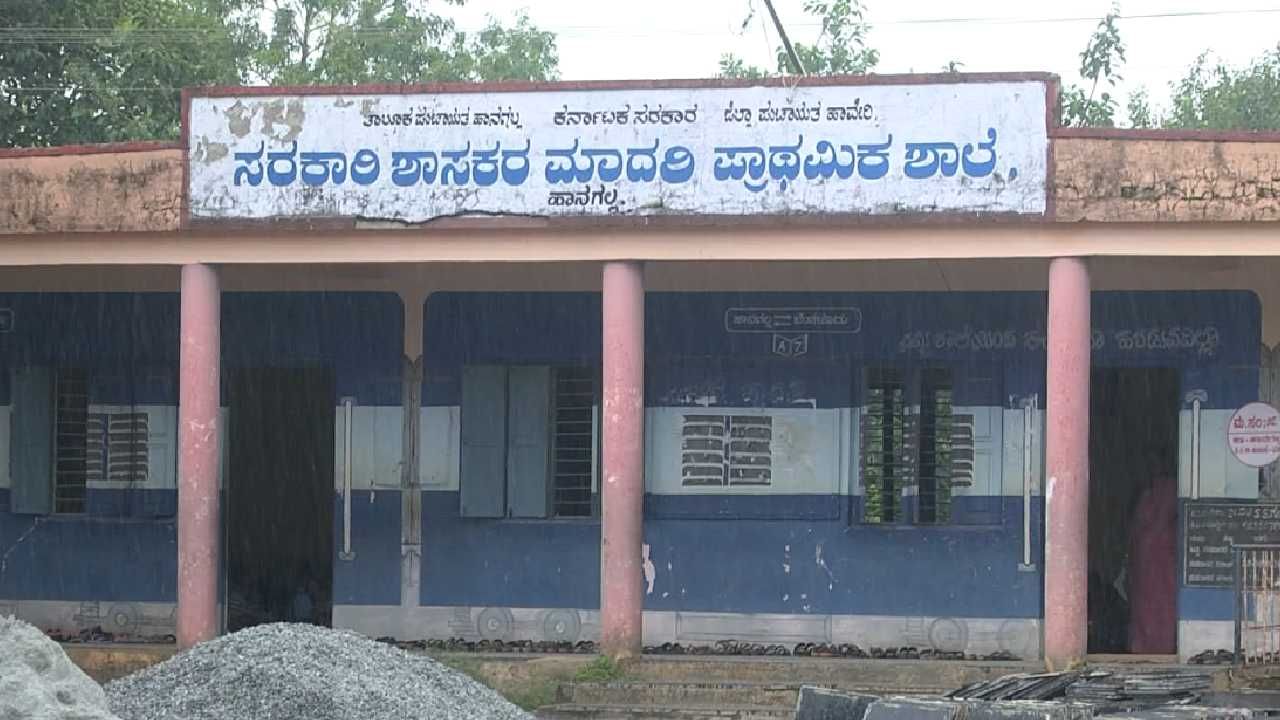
[107,603,140,632]
[541,609,582,643]
[998,619,1034,658]
[928,617,969,654]
[476,607,514,641]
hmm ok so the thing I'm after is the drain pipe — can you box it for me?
[1023,395,1037,569]
[340,396,356,561]
[1187,390,1207,500]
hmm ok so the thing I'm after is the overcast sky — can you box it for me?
[449,0,1280,118]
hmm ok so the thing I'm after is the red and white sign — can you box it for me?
[1228,402,1280,468]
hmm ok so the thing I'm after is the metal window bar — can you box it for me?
[917,370,954,524]
[727,415,772,486]
[1235,544,1280,665]
[682,414,729,486]
[862,368,906,523]
[53,369,89,514]
[551,367,596,517]
[106,412,150,483]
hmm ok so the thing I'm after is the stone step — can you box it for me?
[536,703,795,720]
[617,656,1039,693]
[562,681,806,708]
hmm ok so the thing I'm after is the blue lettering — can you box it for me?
[298,151,347,186]
[904,141,960,179]
[233,142,264,187]
[659,145,695,183]
[390,151,437,186]
[501,141,531,185]
[266,141,298,187]
[625,140,659,182]
[856,136,892,180]
[350,149,380,185]
[962,128,998,177]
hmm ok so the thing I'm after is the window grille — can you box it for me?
[552,367,596,517]
[917,369,954,524]
[681,414,773,487]
[861,368,907,523]
[53,369,89,514]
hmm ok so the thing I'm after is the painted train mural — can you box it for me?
[0,289,1264,659]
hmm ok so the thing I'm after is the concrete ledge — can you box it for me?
[62,643,177,683]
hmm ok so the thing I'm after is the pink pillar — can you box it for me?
[177,264,221,648]
[600,261,645,660]
[1044,257,1091,668]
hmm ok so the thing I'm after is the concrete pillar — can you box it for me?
[600,261,645,660]
[1043,257,1091,669]
[177,263,221,648]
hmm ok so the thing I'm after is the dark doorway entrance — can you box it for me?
[1087,367,1180,654]
[225,367,335,632]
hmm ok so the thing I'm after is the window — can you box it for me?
[551,367,596,517]
[53,369,89,514]
[8,367,153,516]
[861,367,974,525]
[460,364,599,519]
[88,412,151,484]
[680,414,773,487]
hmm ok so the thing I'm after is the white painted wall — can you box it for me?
[334,405,405,492]
[1179,408,1260,499]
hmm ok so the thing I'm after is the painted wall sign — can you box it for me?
[185,79,1049,222]
[725,306,862,359]
[1183,502,1280,587]
[724,307,862,334]
[1228,402,1280,468]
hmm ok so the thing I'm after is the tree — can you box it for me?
[0,0,246,146]
[0,0,560,146]
[1057,5,1126,127]
[1164,46,1280,130]
[719,0,878,78]
[244,0,558,85]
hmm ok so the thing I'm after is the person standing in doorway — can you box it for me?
[1127,449,1178,654]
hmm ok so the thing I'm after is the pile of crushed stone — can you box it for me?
[107,623,530,720]
[0,615,120,720]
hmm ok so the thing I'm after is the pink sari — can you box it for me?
[1127,478,1178,654]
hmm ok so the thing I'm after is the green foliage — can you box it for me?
[1125,87,1155,128]
[574,655,624,683]
[1058,4,1125,128]
[1164,46,1280,130]
[241,0,558,86]
[0,0,245,146]
[0,0,560,146]
[719,0,878,79]
[718,53,770,80]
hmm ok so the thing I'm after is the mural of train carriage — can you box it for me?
[0,288,1264,659]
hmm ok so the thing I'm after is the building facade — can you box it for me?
[2,74,1280,666]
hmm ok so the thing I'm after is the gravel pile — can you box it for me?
[0,614,120,720]
[106,623,530,720]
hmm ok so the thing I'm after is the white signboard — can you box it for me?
[186,80,1049,222]
[1228,401,1280,468]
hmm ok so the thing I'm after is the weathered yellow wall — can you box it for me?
[0,147,182,234]
[1053,135,1280,222]
[4,134,1280,236]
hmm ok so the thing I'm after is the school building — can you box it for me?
[2,74,1280,668]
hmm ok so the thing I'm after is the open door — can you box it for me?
[1088,367,1180,655]
[225,367,335,631]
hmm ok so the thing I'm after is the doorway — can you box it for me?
[225,367,335,632]
[1087,367,1180,654]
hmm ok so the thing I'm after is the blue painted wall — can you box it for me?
[415,290,1259,620]
[0,292,403,605]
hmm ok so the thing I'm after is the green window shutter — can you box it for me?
[460,365,507,518]
[9,367,54,515]
[506,366,552,519]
